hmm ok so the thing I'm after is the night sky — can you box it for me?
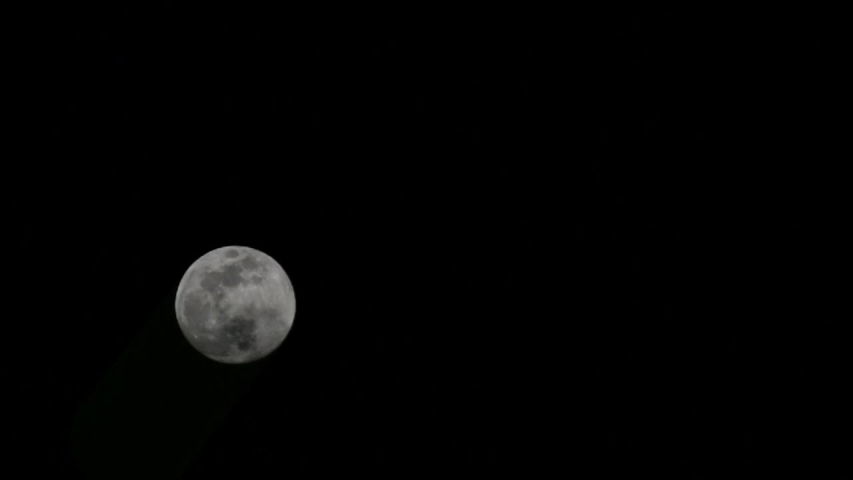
[7,5,845,478]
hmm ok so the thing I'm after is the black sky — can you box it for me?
[6,5,846,479]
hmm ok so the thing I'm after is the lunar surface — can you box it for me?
[175,246,296,364]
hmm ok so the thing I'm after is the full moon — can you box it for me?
[175,246,296,364]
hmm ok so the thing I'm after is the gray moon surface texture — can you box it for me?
[175,246,296,364]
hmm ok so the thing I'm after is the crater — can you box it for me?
[240,255,263,271]
[199,263,247,292]
[221,316,259,352]
[199,270,224,292]
[221,264,244,288]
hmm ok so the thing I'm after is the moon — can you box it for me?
[175,246,296,364]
